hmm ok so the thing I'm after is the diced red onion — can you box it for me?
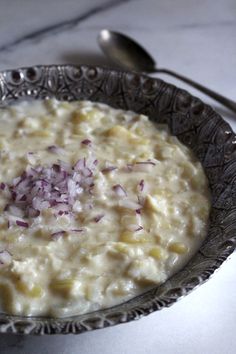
[134,226,143,232]
[18,194,27,202]
[0,182,6,190]
[25,166,37,178]
[93,214,104,223]
[57,160,71,172]
[82,167,93,178]
[26,152,36,164]
[11,191,17,201]
[135,210,142,226]
[81,139,92,146]
[52,164,61,173]
[4,204,9,212]
[83,176,93,186]
[67,179,77,198]
[137,195,145,206]
[32,197,50,211]
[86,154,98,170]
[47,145,64,154]
[126,224,143,232]
[135,161,156,166]
[83,202,93,211]
[125,163,133,172]
[12,176,22,187]
[53,203,70,213]
[126,161,156,173]
[16,220,29,228]
[58,210,69,216]
[3,157,98,223]
[138,179,145,192]
[51,230,66,240]
[28,207,40,218]
[101,166,117,173]
[74,158,86,171]
[15,178,30,192]
[113,184,127,197]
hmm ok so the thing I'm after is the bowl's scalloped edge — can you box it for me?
[0,64,235,335]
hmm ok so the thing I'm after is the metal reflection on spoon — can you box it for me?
[98,29,236,114]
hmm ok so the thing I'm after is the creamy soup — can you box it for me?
[0,99,210,317]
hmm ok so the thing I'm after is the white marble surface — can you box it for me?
[0,0,235,353]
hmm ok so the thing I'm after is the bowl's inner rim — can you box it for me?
[0,64,235,332]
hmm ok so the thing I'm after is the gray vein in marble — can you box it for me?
[0,0,132,53]
[173,19,236,30]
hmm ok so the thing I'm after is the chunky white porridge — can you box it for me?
[0,99,210,317]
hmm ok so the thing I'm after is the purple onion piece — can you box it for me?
[93,214,104,223]
[101,166,118,173]
[81,139,92,146]
[138,179,145,192]
[112,184,127,197]
[51,230,66,240]
[0,182,6,190]
[16,220,29,228]
[135,161,156,166]
[47,145,64,154]
[134,226,143,232]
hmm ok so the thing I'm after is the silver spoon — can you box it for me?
[98,29,236,114]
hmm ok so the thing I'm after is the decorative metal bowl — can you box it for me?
[0,65,235,335]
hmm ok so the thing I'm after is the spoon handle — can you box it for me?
[155,68,236,114]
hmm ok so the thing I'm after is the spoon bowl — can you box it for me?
[98,29,236,114]
[98,29,156,72]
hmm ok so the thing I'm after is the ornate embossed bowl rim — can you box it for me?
[0,65,235,335]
